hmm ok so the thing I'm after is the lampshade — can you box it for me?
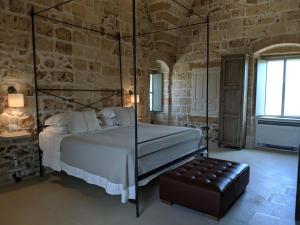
[8,93,24,108]
[130,94,140,104]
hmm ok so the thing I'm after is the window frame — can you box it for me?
[258,55,300,119]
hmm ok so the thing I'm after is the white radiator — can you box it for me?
[255,117,300,151]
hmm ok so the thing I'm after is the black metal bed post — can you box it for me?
[31,7,43,177]
[118,33,124,107]
[132,0,139,218]
[206,15,210,157]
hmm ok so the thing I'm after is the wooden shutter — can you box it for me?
[219,54,249,148]
[191,68,220,117]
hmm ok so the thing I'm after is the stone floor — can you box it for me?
[0,147,297,225]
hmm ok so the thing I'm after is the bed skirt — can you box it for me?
[61,162,135,203]
[59,156,195,203]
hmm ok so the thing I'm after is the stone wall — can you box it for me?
[0,0,155,185]
[165,0,300,146]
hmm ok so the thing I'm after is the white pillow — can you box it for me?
[113,107,135,127]
[84,110,102,131]
[68,110,101,134]
[99,108,116,118]
[99,116,119,127]
[44,113,68,127]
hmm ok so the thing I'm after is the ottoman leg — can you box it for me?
[161,200,173,205]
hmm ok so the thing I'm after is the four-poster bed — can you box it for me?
[31,0,210,218]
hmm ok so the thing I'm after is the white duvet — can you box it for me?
[39,123,202,202]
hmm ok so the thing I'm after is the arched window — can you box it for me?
[255,44,300,117]
[150,72,163,112]
[149,60,169,112]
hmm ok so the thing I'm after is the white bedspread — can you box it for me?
[39,132,69,171]
[39,123,202,202]
[39,126,118,171]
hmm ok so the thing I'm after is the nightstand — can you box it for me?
[0,130,32,182]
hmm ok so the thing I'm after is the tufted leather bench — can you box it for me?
[159,157,250,218]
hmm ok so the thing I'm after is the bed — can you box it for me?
[39,123,202,203]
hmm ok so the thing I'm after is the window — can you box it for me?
[256,58,300,117]
[149,73,163,112]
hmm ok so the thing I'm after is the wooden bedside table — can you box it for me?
[0,130,32,182]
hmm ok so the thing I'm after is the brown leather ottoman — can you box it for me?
[159,157,250,218]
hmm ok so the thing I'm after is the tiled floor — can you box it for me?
[0,147,297,225]
[210,148,297,225]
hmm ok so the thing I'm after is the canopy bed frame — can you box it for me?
[31,0,210,217]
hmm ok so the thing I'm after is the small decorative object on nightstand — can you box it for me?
[0,130,31,182]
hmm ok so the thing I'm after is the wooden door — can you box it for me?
[219,55,247,148]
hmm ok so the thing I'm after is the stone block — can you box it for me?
[270,23,287,34]
[271,34,299,45]
[210,10,231,22]
[36,21,53,37]
[44,59,55,68]
[257,16,275,25]
[246,0,257,4]
[72,4,86,17]
[36,70,47,80]
[74,59,87,70]
[55,41,72,55]
[13,34,29,50]
[155,11,179,26]
[271,0,299,12]
[36,36,53,51]
[0,0,4,9]
[88,35,101,47]
[12,15,30,32]
[229,38,245,48]
[42,99,65,111]
[252,37,271,52]
[246,25,269,38]
[73,30,86,44]
[246,3,270,16]
[9,0,25,14]
[155,42,175,53]
[89,62,101,72]
[149,2,171,12]
[101,38,114,51]
[51,71,74,82]
[285,9,300,21]
[154,32,178,45]
[55,28,72,41]
[154,21,169,30]
[102,65,119,76]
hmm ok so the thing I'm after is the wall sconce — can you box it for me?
[7,86,24,108]
[129,90,140,104]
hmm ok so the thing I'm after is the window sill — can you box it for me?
[255,116,300,123]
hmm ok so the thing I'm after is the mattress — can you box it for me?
[39,123,202,202]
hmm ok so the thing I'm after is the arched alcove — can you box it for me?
[155,60,170,74]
